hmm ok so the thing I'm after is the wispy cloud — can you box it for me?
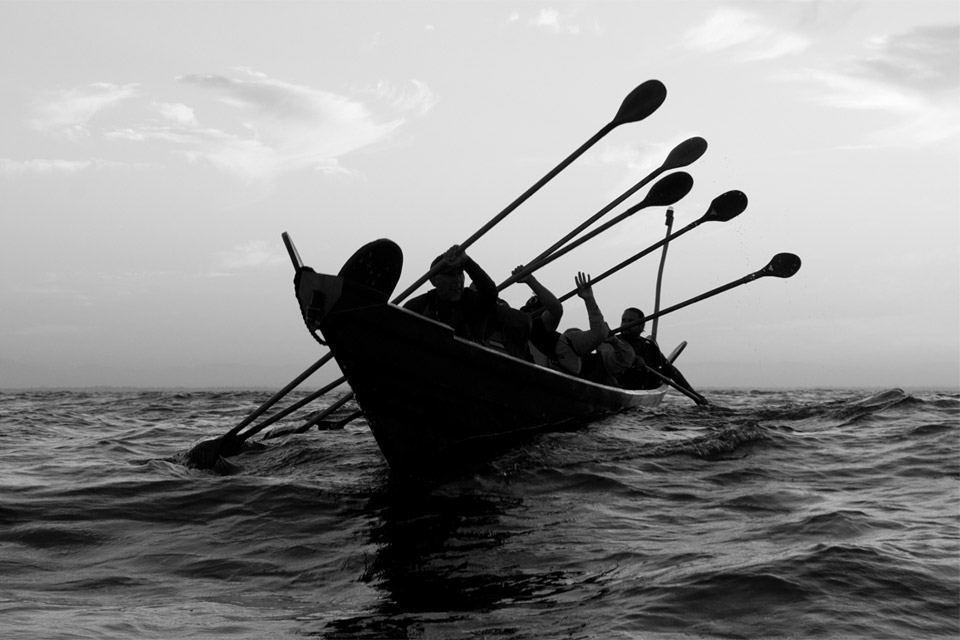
[589,134,705,194]
[508,8,598,36]
[856,25,959,94]
[22,70,435,183]
[30,82,140,138]
[0,157,144,176]
[209,240,287,276]
[684,8,810,60]
[794,24,960,147]
[369,79,437,116]
[107,69,437,181]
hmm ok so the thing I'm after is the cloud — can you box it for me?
[792,24,960,147]
[107,69,434,181]
[157,102,198,126]
[855,24,959,95]
[369,79,437,116]
[684,8,810,60]
[0,157,142,175]
[0,158,95,175]
[211,240,287,275]
[508,8,597,36]
[588,134,705,198]
[533,8,581,35]
[25,70,434,183]
[31,82,140,138]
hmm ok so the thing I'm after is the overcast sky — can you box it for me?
[1,1,957,389]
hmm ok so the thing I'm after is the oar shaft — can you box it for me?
[555,217,702,304]
[225,352,335,439]
[464,124,614,253]
[613,271,760,335]
[392,122,618,304]
[643,364,708,405]
[297,391,356,432]
[516,197,660,290]
[499,167,666,291]
[236,375,348,442]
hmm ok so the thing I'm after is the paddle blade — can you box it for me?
[612,80,667,125]
[662,136,708,170]
[764,253,802,278]
[703,190,748,222]
[643,171,694,207]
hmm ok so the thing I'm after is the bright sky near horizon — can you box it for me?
[1,1,958,389]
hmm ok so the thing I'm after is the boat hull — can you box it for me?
[315,277,666,475]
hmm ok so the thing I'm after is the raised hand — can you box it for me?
[574,271,594,300]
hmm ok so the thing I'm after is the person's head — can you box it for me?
[620,307,645,337]
[520,295,541,314]
[429,253,465,302]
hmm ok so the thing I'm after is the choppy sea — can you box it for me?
[1,387,957,639]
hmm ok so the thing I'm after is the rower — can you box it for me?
[402,245,497,343]
[617,307,699,392]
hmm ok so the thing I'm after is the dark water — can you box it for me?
[1,387,957,639]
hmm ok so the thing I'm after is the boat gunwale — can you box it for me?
[325,297,669,401]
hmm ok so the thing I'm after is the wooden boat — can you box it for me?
[290,237,667,476]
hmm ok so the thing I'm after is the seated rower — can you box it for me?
[403,245,496,343]
[616,307,698,392]
[514,264,565,364]
[527,272,634,385]
[479,295,533,359]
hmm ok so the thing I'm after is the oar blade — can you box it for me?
[612,80,667,125]
[703,190,748,223]
[765,253,802,278]
[643,171,694,207]
[662,136,708,170]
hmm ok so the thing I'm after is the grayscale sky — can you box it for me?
[1,1,957,389]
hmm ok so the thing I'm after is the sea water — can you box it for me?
[1,387,957,639]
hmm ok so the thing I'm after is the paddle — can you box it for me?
[317,409,364,431]
[612,252,802,335]
[641,363,709,405]
[510,171,694,290]
[497,137,707,291]
[231,376,348,442]
[391,79,668,304]
[551,189,748,305]
[184,372,347,470]
[184,232,341,469]
[666,340,687,364]
[291,391,356,434]
[263,396,361,439]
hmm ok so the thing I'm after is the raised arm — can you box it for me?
[575,272,608,341]
[463,257,496,310]
[512,265,564,331]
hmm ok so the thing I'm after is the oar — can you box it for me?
[552,189,748,304]
[264,399,361,439]
[292,391,356,434]
[391,79,668,304]
[498,137,707,291]
[318,409,364,431]
[231,376,348,443]
[184,354,337,469]
[513,171,694,290]
[612,253,802,335]
[642,364,709,405]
